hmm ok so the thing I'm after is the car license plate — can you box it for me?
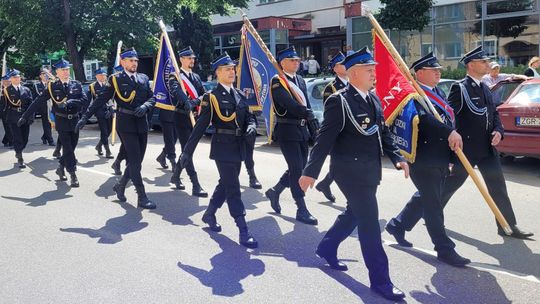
[516,117,540,127]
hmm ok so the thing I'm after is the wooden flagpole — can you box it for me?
[363,6,512,234]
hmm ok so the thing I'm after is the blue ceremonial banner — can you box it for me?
[152,34,176,111]
[389,101,419,162]
[48,110,56,130]
[237,25,279,138]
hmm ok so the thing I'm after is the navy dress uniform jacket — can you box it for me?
[447,76,504,160]
[303,85,404,186]
[86,71,155,134]
[322,76,347,102]
[2,85,33,124]
[271,74,311,142]
[413,87,454,167]
[182,83,256,163]
[24,79,86,132]
[86,82,111,119]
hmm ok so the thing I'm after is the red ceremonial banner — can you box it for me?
[373,31,420,124]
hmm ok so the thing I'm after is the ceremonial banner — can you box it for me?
[237,19,281,139]
[389,102,419,161]
[152,34,176,111]
[237,25,279,138]
[373,30,421,162]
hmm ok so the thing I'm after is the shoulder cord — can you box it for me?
[2,87,21,106]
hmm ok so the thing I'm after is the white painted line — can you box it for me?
[383,239,540,284]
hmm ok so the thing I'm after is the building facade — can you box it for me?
[211,0,348,68]
[349,0,540,69]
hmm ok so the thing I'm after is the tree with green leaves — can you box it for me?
[0,0,248,81]
[376,0,434,57]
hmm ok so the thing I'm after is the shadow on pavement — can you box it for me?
[447,229,540,281]
[178,231,265,297]
[148,190,205,227]
[59,200,148,244]
[391,245,511,304]
[2,180,73,207]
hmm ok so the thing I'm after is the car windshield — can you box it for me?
[509,83,540,105]
[492,81,522,106]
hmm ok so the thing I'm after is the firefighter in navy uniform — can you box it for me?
[443,46,532,238]
[299,48,408,302]
[168,46,208,197]
[19,59,87,187]
[178,52,258,248]
[1,74,13,148]
[265,46,319,225]
[109,64,127,175]
[34,69,55,146]
[2,70,33,168]
[87,68,114,158]
[76,49,156,209]
[385,53,471,267]
[314,52,347,203]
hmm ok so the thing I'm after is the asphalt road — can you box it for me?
[1,122,539,303]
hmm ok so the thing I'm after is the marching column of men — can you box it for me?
[3,43,536,302]
[300,48,408,301]
[386,52,471,267]
[1,70,33,168]
[265,46,319,225]
[314,51,348,203]
[178,52,258,248]
[19,59,87,187]
[168,46,207,197]
[86,68,114,159]
[77,49,157,209]
[386,46,532,248]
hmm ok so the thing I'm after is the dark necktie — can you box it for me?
[63,83,69,92]
[130,75,136,83]
[188,73,194,83]
[365,94,376,113]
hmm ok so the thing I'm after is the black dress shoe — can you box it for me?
[53,150,61,159]
[170,176,186,190]
[239,231,258,249]
[296,209,318,225]
[202,213,222,232]
[192,185,208,197]
[95,143,103,156]
[315,183,336,202]
[498,225,534,239]
[371,283,405,301]
[437,251,470,267]
[385,224,413,247]
[111,162,122,175]
[17,157,26,168]
[113,183,127,202]
[48,141,55,146]
[69,173,80,188]
[42,138,48,145]
[56,167,68,181]
[315,249,348,271]
[265,188,281,214]
[137,198,156,209]
[249,177,262,189]
[156,154,168,169]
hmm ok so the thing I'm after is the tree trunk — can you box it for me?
[61,0,86,81]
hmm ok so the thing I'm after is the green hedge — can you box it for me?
[441,65,530,80]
